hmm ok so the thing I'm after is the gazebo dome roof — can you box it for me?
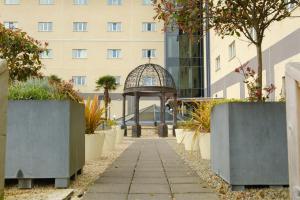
[124,63,176,94]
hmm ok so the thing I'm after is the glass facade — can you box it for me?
[166,29,205,98]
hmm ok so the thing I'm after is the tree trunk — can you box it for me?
[256,43,263,101]
[104,88,109,121]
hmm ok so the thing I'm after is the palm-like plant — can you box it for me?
[85,95,105,134]
[95,75,117,120]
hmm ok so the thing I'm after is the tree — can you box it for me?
[0,23,47,82]
[95,75,117,120]
[154,0,300,101]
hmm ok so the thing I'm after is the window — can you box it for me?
[108,0,122,5]
[4,0,19,4]
[73,22,87,32]
[114,76,121,85]
[143,0,152,5]
[142,22,156,32]
[72,76,86,86]
[228,41,236,60]
[73,0,87,5]
[40,49,53,59]
[215,56,220,71]
[4,21,18,29]
[143,77,155,86]
[107,22,121,32]
[285,0,295,11]
[107,49,121,59]
[72,49,87,59]
[38,22,53,32]
[39,0,54,4]
[142,49,156,58]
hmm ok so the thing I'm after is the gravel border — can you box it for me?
[4,139,134,200]
[167,139,289,200]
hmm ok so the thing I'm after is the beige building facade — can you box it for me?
[210,6,300,101]
[0,0,164,118]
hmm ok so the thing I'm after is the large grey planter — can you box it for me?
[6,100,85,188]
[211,102,288,190]
[0,61,8,200]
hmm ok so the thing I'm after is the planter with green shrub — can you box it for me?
[6,78,85,189]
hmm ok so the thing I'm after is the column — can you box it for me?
[173,94,178,136]
[121,94,127,136]
[158,93,168,137]
[132,93,141,137]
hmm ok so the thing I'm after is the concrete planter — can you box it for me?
[85,132,105,161]
[0,61,8,200]
[167,125,173,136]
[6,100,85,189]
[183,131,199,151]
[199,133,210,160]
[211,102,288,190]
[102,129,117,155]
[175,129,184,144]
[114,126,123,145]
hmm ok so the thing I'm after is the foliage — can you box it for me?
[107,119,118,127]
[183,99,244,133]
[154,0,299,101]
[8,78,64,100]
[48,75,83,103]
[0,23,48,82]
[95,75,118,120]
[85,96,105,134]
[9,77,83,102]
[235,62,276,102]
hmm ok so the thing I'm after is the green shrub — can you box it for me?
[8,78,65,100]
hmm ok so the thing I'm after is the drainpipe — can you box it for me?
[205,0,211,97]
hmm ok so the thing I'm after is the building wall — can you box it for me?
[210,7,300,100]
[0,0,163,117]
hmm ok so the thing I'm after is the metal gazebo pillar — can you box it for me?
[173,94,178,136]
[158,93,168,137]
[132,92,141,137]
[121,94,127,136]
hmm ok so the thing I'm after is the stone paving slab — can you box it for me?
[129,183,170,194]
[132,177,168,184]
[83,138,219,200]
[128,193,172,200]
[88,183,130,193]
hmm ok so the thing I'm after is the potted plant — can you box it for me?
[175,122,186,144]
[191,101,214,160]
[102,127,117,155]
[180,120,200,152]
[6,77,85,189]
[85,96,105,162]
[210,67,288,190]
[0,61,8,200]
[107,119,123,145]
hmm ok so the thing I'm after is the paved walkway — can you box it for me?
[83,139,218,200]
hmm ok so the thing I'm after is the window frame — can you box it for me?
[228,41,236,60]
[107,0,122,5]
[107,49,121,59]
[72,76,87,86]
[39,0,54,5]
[4,0,20,5]
[72,49,88,59]
[73,22,87,32]
[38,22,53,32]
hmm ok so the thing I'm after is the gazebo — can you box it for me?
[121,63,177,137]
